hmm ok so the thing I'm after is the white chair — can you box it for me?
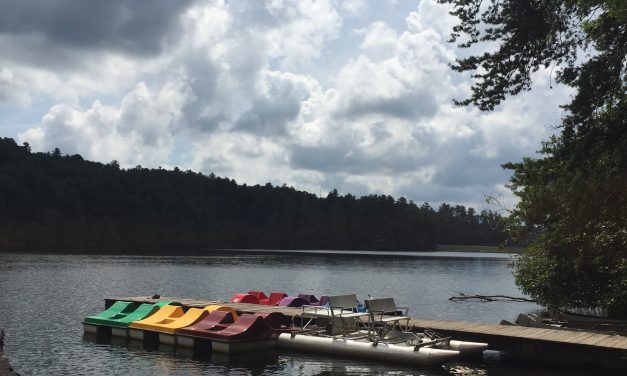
[365,297,411,341]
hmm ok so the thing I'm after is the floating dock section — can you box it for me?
[104,296,627,370]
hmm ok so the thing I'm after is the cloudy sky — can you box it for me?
[0,0,572,210]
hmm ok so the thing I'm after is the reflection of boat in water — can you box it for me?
[83,300,173,338]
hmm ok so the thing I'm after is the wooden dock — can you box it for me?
[105,296,627,370]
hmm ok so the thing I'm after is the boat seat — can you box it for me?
[93,301,172,328]
[230,293,260,304]
[328,294,370,336]
[299,304,337,334]
[178,310,235,338]
[278,296,308,307]
[202,314,274,341]
[248,291,268,301]
[128,305,185,329]
[151,308,211,333]
[365,298,411,341]
[298,294,320,305]
[130,307,203,333]
[84,301,136,324]
[204,305,240,320]
[255,312,293,330]
[261,292,288,305]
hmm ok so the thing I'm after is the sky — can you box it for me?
[0,0,573,210]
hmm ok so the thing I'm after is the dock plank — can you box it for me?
[577,334,619,346]
[588,335,622,347]
[536,330,596,342]
[600,337,627,349]
[543,331,595,343]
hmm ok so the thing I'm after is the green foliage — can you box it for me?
[439,0,625,111]
[0,137,505,253]
[440,0,627,312]
[507,99,627,312]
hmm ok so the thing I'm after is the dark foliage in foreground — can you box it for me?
[0,137,505,253]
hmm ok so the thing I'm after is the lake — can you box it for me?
[0,251,596,375]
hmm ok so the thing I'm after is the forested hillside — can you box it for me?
[0,137,505,253]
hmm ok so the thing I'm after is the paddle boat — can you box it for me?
[88,293,486,366]
[262,292,288,305]
[83,301,137,335]
[278,296,308,307]
[177,310,236,350]
[230,290,313,307]
[298,294,320,305]
[248,291,268,302]
[281,295,485,366]
[229,293,260,304]
[178,310,296,353]
[230,291,287,305]
[364,297,487,356]
[198,312,294,353]
[128,305,185,342]
[83,301,171,338]
[277,333,460,366]
[129,305,236,345]
[381,329,488,356]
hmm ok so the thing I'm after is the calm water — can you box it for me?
[0,251,594,375]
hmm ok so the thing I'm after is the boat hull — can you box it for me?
[446,340,488,354]
[129,328,145,341]
[212,339,276,354]
[277,333,459,366]
[386,330,487,355]
[111,327,128,338]
[176,334,276,354]
[177,335,196,348]
[83,323,98,335]
[158,333,177,346]
[82,322,111,337]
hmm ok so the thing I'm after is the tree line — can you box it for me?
[0,137,505,253]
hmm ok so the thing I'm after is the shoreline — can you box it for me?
[0,244,520,256]
[0,248,517,260]
[436,244,524,253]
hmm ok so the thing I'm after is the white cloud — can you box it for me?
[406,0,457,40]
[339,0,368,17]
[0,68,31,107]
[358,21,398,58]
[4,0,573,210]
[20,81,187,167]
[264,0,342,70]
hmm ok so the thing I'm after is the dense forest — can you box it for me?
[0,137,505,253]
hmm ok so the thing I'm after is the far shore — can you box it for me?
[436,244,524,253]
[0,245,522,256]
